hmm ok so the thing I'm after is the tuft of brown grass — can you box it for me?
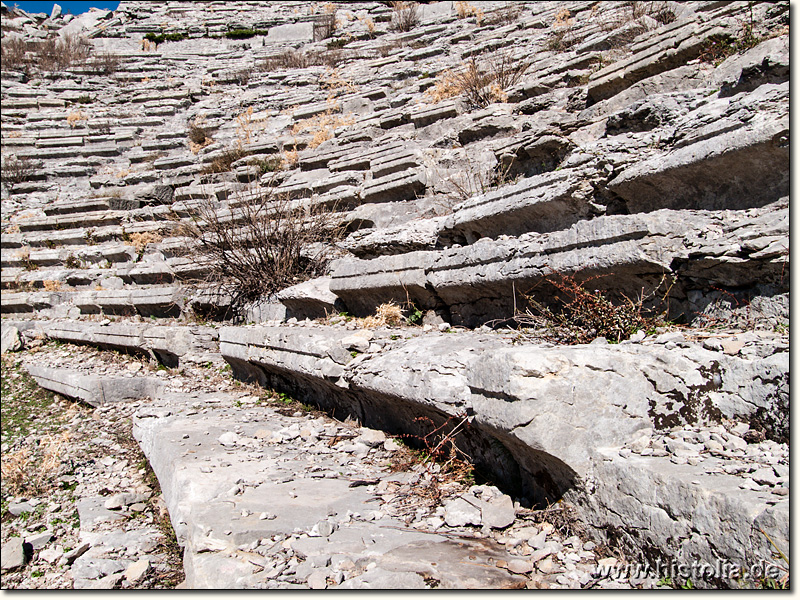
[361,302,405,328]
[42,280,62,291]
[424,52,527,108]
[281,146,299,170]
[66,110,87,128]
[125,231,162,253]
[291,110,355,149]
[455,1,484,25]
[391,1,420,32]
[1,431,71,495]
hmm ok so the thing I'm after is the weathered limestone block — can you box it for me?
[342,217,445,258]
[276,276,344,320]
[710,34,789,97]
[331,205,787,327]
[609,93,788,212]
[436,169,595,246]
[361,169,426,204]
[26,365,164,406]
[587,19,729,104]
[329,250,438,315]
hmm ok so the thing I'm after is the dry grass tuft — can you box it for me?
[66,111,87,128]
[291,110,355,149]
[424,52,527,108]
[125,231,162,253]
[1,431,71,495]
[42,280,62,292]
[455,1,484,25]
[362,302,405,328]
[391,1,420,32]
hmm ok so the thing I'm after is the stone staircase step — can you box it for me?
[25,365,164,407]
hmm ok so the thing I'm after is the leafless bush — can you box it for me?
[546,27,577,52]
[88,50,121,74]
[483,3,523,26]
[188,123,211,146]
[377,40,404,57]
[426,52,528,108]
[624,1,676,24]
[178,185,345,313]
[1,33,94,72]
[0,37,28,71]
[391,1,420,32]
[1,156,38,189]
[260,49,343,70]
[37,34,92,71]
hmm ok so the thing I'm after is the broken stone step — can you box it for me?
[25,365,164,407]
[587,20,729,104]
[330,205,787,327]
[43,197,111,216]
[132,392,526,589]
[328,140,406,172]
[40,320,219,367]
[608,86,788,213]
[436,169,592,246]
[71,286,187,318]
[0,242,136,269]
[16,211,122,233]
[221,324,786,490]
[361,169,426,204]
[218,323,786,569]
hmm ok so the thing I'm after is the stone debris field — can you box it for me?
[0,0,789,590]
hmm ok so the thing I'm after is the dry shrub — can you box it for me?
[201,147,249,174]
[425,52,527,108]
[43,280,62,291]
[482,3,522,26]
[291,110,355,149]
[188,122,212,153]
[391,1,420,32]
[1,155,37,187]
[313,4,338,41]
[281,146,299,169]
[321,68,358,96]
[546,8,578,52]
[37,34,92,71]
[361,302,405,328]
[1,34,92,72]
[125,231,162,253]
[512,271,670,343]
[1,37,28,71]
[260,48,343,71]
[88,50,121,74]
[0,447,32,494]
[178,186,346,314]
[455,1,484,25]
[236,107,256,146]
